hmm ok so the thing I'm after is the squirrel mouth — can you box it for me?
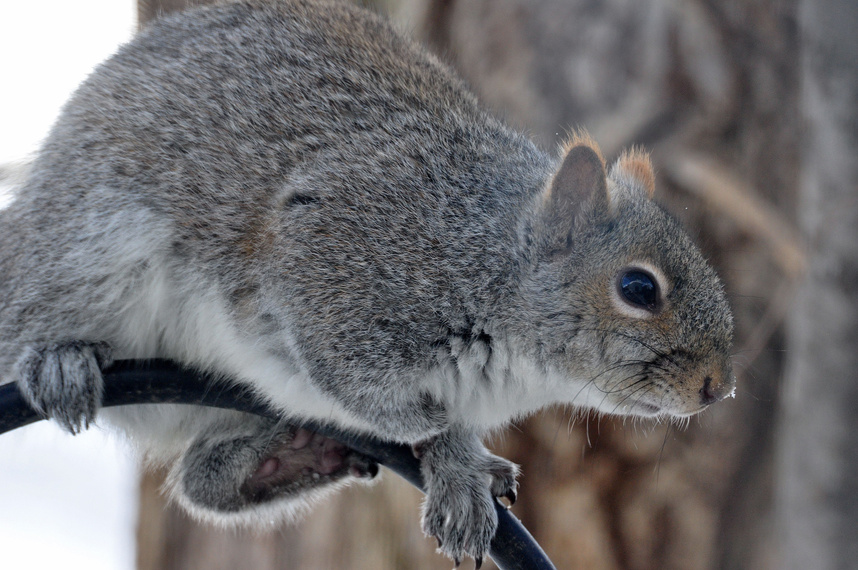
[630,401,662,416]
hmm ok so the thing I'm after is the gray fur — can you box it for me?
[0,0,733,563]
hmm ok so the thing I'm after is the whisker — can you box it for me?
[654,423,672,482]
[581,409,593,448]
[588,360,647,384]
[611,378,657,414]
[576,326,682,372]
[603,371,653,396]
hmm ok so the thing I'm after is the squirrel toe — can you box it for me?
[14,341,110,434]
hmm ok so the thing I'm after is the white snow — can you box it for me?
[0,423,139,570]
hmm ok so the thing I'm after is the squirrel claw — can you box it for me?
[412,441,426,459]
[475,556,483,569]
[366,462,380,478]
[503,489,517,506]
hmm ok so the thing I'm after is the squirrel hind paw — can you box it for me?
[14,340,111,434]
[178,424,378,520]
[240,428,378,504]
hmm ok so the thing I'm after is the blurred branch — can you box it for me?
[663,151,806,278]
[736,278,797,368]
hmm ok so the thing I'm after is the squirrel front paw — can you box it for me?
[14,341,113,434]
[417,431,520,566]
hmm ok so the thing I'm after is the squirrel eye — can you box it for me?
[618,270,660,311]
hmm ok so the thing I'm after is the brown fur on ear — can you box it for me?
[560,130,606,170]
[613,147,655,198]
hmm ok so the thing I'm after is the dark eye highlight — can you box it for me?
[618,270,660,312]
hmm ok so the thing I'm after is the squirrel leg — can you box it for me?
[175,418,378,519]
[415,427,520,565]
[335,388,449,442]
[13,340,112,434]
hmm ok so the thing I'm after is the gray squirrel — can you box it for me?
[0,0,735,564]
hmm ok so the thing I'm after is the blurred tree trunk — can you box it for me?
[775,0,858,568]
[135,1,804,569]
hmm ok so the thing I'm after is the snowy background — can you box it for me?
[0,2,139,569]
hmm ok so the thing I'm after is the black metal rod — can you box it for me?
[0,359,555,570]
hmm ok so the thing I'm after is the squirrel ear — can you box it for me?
[541,132,609,248]
[608,148,656,202]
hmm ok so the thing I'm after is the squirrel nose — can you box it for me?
[699,369,735,406]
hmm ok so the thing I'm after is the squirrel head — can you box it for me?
[521,132,734,419]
